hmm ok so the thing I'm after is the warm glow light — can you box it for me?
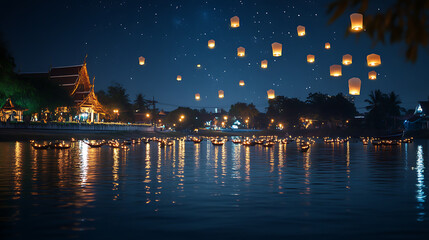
[261,60,268,68]
[267,89,275,99]
[139,56,145,65]
[368,71,377,80]
[348,77,361,95]
[350,13,363,31]
[325,42,331,49]
[208,39,215,49]
[239,80,245,86]
[180,115,185,119]
[195,93,200,101]
[223,116,228,120]
[342,54,352,65]
[272,42,282,57]
[218,90,224,99]
[297,25,305,36]
[176,75,182,81]
[237,47,245,57]
[113,109,119,114]
[367,54,381,67]
[307,54,315,63]
[196,64,201,68]
[230,16,240,28]
[330,65,342,77]
[146,113,150,118]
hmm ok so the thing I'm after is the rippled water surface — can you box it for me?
[1,139,428,239]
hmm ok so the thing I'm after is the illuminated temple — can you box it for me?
[21,61,105,122]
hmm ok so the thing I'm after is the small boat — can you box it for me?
[167,140,174,146]
[192,137,202,143]
[211,139,225,146]
[232,139,242,144]
[84,140,104,148]
[52,142,71,149]
[300,142,310,152]
[242,140,256,146]
[31,143,49,149]
[263,141,275,147]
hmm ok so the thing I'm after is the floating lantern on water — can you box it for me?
[237,47,245,57]
[367,54,381,67]
[218,90,224,99]
[267,89,275,99]
[325,42,331,49]
[272,42,282,57]
[330,65,342,77]
[239,80,245,86]
[195,93,200,101]
[297,25,305,36]
[307,54,315,63]
[176,75,182,81]
[230,16,240,28]
[139,56,145,65]
[368,71,377,80]
[348,77,361,95]
[208,39,215,49]
[342,54,352,65]
[261,60,268,68]
[350,13,363,32]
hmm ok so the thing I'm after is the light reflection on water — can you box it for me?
[1,139,429,239]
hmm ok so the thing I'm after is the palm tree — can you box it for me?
[365,90,404,131]
[365,90,385,113]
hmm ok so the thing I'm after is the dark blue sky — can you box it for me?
[1,0,428,112]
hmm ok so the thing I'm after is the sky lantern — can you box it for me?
[139,56,145,65]
[261,60,268,68]
[307,54,315,63]
[230,16,240,28]
[176,75,182,81]
[195,93,200,101]
[342,54,352,65]
[237,47,245,57]
[208,39,215,49]
[218,90,224,99]
[325,42,331,49]
[196,64,201,68]
[267,89,275,99]
[239,80,245,86]
[368,71,377,80]
[297,25,305,36]
[330,65,342,77]
[367,54,381,67]
[348,77,361,95]
[272,42,282,57]
[350,13,363,32]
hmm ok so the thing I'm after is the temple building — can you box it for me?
[0,98,27,122]
[20,61,106,122]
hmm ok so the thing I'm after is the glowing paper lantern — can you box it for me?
[307,54,315,63]
[139,56,145,65]
[239,80,245,86]
[342,54,352,65]
[367,54,381,67]
[237,47,245,57]
[196,64,201,68]
[267,89,275,99]
[350,13,363,31]
[230,16,240,28]
[208,39,215,49]
[195,93,200,101]
[325,42,331,49]
[297,25,305,36]
[348,77,361,95]
[218,90,224,99]
[176,75,182,81]
[272,42,282,57]
[330,65,342,77]
[261,60,268,68]
[368,71,377,80]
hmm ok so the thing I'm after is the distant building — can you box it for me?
[404,101,429,130]
[0,98,27,122]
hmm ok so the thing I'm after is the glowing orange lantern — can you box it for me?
[342,54,352,65]
[272,42,282,57]
[350,13,363,31]
[325,42,331,49]
[176,75,182,81]
[237,47,245,57]
[348,77,361,95]
[367,54,381,67]
[267,89,275,99]
[307,54,315,63]
[218,90,224,99]
[195,93,200,101]
[239,80,245,86]
[261,60,268,68]
[330,65,342,77]
[139,56,145,65]
[230,16,240,28]
[196,64,201,68]
[297,25,305,36]
[208,39,215,49]
[368,71,377,80]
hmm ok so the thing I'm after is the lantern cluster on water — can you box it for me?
[272,42,282,57]
[350,13,363,32]
[267,89,275,99]
[218,90,224,99]
[237,47,245,57]
[342,54,352,65]
[261,60,268,69]
[307,54,315,63]
[348,78,361,95]
[330,65,342,77]
[230,16,240,28]
[139,56,145,65]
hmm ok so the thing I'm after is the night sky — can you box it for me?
[1,0,428,112]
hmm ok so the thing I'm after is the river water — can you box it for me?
[1,139,428,239]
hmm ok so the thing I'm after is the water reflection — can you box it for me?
[416,145,426,221]
[13,141,23,199]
